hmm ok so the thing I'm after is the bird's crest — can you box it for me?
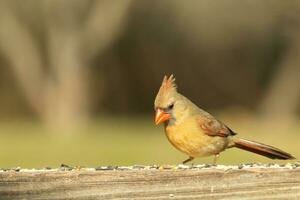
[159,74,177,94]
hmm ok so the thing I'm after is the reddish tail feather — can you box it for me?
[234,138,295,160]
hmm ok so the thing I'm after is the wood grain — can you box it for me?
[0,166,300,200]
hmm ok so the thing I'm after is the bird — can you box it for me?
[154,75,295,164]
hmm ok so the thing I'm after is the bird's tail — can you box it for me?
[233,138,295,160]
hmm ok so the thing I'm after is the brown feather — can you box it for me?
[234,138,295,160]
[198,117,236,137]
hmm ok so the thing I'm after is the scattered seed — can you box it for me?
[133,165,145,170]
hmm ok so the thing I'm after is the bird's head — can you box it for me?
[154,75,186,125]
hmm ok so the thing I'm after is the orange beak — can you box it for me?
[155,108,171,125]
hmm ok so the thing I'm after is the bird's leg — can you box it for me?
[182,156,194,164]
[213,154,220,165]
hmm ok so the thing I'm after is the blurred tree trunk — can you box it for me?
[259,34,300,125]
[0,0,132,130]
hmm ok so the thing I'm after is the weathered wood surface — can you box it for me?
[0,164,300,200]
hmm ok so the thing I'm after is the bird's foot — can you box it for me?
[212,154,220,166]
[182,156,194,164]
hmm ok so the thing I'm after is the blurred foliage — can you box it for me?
[0,0,299,120]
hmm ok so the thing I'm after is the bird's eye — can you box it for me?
[168,104,174,110]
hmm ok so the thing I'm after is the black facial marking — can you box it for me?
[168,104,174,110]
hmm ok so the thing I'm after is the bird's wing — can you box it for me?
[198,116,236,137]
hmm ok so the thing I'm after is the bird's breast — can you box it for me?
[165,118,228,157]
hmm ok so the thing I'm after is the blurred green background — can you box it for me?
[0,0,299,168]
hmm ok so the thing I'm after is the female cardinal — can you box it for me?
[154,75,295,164]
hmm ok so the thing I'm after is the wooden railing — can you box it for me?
[0,163,300,199]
